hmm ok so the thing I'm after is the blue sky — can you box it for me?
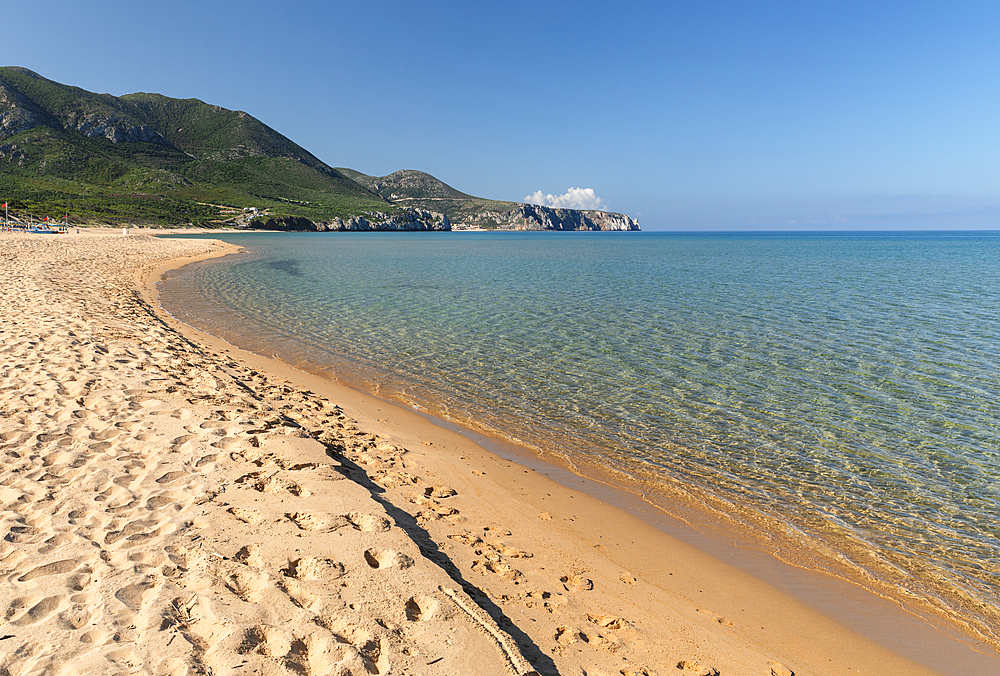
[3,1,998,230]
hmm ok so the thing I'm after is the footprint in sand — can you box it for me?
[16,558,80,582]
[497,544,532,559]
[283,557,345,581]
[587,613,629,630]
[579,629,620,653]
[769,661,795,676]
[89,427,121,442]
[345,512,390,532]
[446,532,484,548]
[237,471,310,497]
[104,517,165,545]
[155,470,188,485]
[555,626,578,645]
[227,569,269,602]
[696,608,735,627]
[287,512,348,532]
[287,633,358,676]
[313,615,387,674]
[229,507,266,525]
[67,567,93,592]
[471,555,523,583]
[364,549,414,570]
[423,485,457,499]
[5,524,43,544]
[105,493,141,514]
[211,437,244,451]
[239,625,293,657]
[560,573,594,591]
[5,596,35,622]
[146,494,181,511]
[677,659,721,676]
[11,596,64,626]
[171,434,199,450]
[168,595,231,652]
[234,544,266,568]
[280,578,322,611]
[405,595,438,621]
[59,604,92,630]
[115,577,157,613]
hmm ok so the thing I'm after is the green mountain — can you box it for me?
[0,67,388,225]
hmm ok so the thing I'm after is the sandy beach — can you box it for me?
[0,229,991,676]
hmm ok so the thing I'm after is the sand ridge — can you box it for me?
[0,230,963,676]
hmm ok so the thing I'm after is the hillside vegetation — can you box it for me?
[0,67,388,225]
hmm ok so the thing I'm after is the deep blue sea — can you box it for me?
[160,230,1000,644]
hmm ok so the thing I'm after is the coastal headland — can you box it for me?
[0,229,993,675]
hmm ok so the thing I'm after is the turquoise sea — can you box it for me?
[160,230,1000,646]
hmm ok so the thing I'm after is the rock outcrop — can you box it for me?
[0,78,54,139]
[251,208,450,232]
[63,112,172,146]
[249,216,319,232]
[459,204,639,231]
[0,70,173,148]
[0,142,27,166]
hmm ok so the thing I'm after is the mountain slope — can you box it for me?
[339,169,640,231]
[342,169,475,200]
[0,67,388,225]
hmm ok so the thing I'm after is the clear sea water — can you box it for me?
[159,230,1000,646]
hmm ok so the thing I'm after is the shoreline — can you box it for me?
[147,231,999,674]
[152,230,997,669]
[0,228,993,675]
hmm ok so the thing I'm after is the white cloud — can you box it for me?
[524,187,605,211]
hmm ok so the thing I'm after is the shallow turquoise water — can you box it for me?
[160,230,1000,642]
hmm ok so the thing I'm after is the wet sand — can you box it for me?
[0,228,993,675]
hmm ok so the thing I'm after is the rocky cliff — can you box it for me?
[251,208,450,232]
[460,203,639,231]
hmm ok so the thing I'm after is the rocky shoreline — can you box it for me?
[250,204,640,233]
